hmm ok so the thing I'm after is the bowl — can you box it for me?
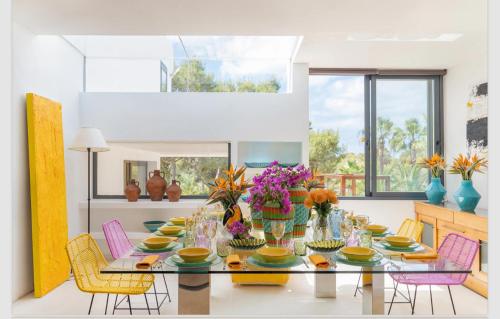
[143,220,166,233]
[385,235,414,247]
[177,247,211,263]
[158,225,184,235]
[256,247,291,263]
[364,224,388,234]
[142,236,174,249]
[169,217,186,226]
[340,246,376,261]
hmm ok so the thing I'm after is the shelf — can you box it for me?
[79,198,207,210]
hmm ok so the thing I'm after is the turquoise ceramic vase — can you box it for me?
[453,180,481,212]
[425,177,447,204]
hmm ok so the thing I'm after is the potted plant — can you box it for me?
[226,219,252,239]
[304,188,339,241]
[449,153,487,212]
[418,153,447,204]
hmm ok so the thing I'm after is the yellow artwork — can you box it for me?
[26,93,70,297]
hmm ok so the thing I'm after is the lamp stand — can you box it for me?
[87,147,91,234]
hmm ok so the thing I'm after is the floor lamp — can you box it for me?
[69,127,110,233]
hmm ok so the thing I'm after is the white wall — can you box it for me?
[11,23,85,300]
[444,43,488,209]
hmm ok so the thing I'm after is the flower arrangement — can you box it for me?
[207,164,252,208]
[246,161,312,214]
[226,219,252,239]
[304,188,339,217]
[304,168,325,191]
[418,153,446,178]
[449,153,488,180]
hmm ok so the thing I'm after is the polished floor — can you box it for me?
[13,273,487,317]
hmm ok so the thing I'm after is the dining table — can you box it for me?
[101,239,470,315]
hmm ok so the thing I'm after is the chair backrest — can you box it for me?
[438,232,479,270]
[397,218,424,242]
[102,219,134,259]
[66,234,109,292]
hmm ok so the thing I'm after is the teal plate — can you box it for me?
[334,251,387,267]
[165,253,222,268]
[247,255,303,268]
[371,231,393,238]
[135,242,181,253]
[154,230,186,237]
[375,241,424,252]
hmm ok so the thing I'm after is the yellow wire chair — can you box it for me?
[66,234,154,315]
[354,218,424,299]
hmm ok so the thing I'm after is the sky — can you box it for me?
[309,75,429,154]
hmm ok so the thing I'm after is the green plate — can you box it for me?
[375,241,424,252]
[165,253,221,268]
[334,251,387,267]
[154,229,186,237]
[228,238,266,250]
[306,239,345,252]
[135,242,181,253]
[247,254,303,268]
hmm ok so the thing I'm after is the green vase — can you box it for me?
[453,180,481,212]
[425,177,447,204]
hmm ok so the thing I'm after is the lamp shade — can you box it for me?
[69,127,110,152]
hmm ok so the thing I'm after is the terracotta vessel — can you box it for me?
[166,179,182,202]
[146,170,167,201]
[124,179,141,202]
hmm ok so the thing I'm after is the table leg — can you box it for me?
[315,272,336,298]
[362,266,384,315]
[178,271,210,315]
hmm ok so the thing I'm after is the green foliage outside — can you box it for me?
[171,59,281,93]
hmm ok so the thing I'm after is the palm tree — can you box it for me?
[376,117,395,174]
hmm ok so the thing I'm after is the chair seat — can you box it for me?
[78,273,154,295]
[389,272,467,286]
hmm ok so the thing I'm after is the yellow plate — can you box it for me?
[364,224,388,234]
[256,247,292,263]
[340,246,376,261]
[384,235,414,247]
[159,225,184,235]
[142,236,175,249]
[177,247,211,263]
[169,217,186,226]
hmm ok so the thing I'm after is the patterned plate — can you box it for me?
[334,250,387,267]
[376,241,425,252]
[154,230,186,237]
[247,254,303,268]
[135,242,181,253]
[228,238,266,250]
[306,239,345,252]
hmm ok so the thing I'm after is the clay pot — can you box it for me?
[166,179,182,202]
[146,170,167,201]
[124,179,141,202]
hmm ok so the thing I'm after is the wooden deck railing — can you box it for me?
[316,173,391,196]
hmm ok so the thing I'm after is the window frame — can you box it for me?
[92,142,232,199]
[308,70,444,200]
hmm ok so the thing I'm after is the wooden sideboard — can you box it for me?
[415,201,488,297]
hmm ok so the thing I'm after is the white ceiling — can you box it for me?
[13,0,487,68]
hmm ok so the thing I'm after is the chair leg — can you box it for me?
[162,273,171,302]
[112,294,118,315]
[127,295,132,315]
[406,284,413,310]
[144,294,151,315]
[412,286,418,315]
[153,281,161,315]
[448,285,456,315]
[104,293,109,315]
[429,285,434,315]
[388,281,398,315]
[354,273,361,297]
[88,294,95,315]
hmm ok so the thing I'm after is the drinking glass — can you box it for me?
[359,230,373,248]
[294,238,307,256]
[271,220,286,247]
[203,220,217,250]
[356,215,370,229]
[340,218,353,246]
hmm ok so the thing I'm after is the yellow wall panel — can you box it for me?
[26,93,70,297]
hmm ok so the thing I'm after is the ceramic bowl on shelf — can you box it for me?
[339,246,376,261]
[158,225,184,235]
[364,224,388,235]
[169,217,186,226]
[384,235,415,247]
[143,220,166,233]
[256,247,291,263]
[142,236,173,249]
[177,247,211,263]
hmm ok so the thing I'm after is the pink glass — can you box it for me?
[102,219,134,259]
[390,232,479,286]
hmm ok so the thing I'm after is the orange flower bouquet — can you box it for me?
[304,188,339,218]
[449,154,488,180]
[419,153,446,178]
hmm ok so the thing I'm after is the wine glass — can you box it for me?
[203,220,217,251]
[340,218,353,246]
[271,220,286,248]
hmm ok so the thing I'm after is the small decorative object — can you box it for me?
[166,179,182,202]
[418,153,447,204]
[305,239,344,252]
[146,170,167,201]
[207,164,252,227]
[304,188,339,241]
[124,179,141,202]
[449,153,488,212]
[328,208,344,240]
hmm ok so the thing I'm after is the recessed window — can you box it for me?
[94,142,230,198]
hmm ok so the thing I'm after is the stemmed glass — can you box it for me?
[340,218,353,246]
[203,220,218,251]
[271,220,286,248]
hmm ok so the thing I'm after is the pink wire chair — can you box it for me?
[102,219,134,259]
[389,233,479,315]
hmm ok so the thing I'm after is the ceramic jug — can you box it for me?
[166,179,182,202]
[124,179,141,202]
[146,170,167,201]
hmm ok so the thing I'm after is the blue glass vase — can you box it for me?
[425,177,446,204]
[453,180,481,212]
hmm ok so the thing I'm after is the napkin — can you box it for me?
[226,254,242,269]
[136,255,159,269]
[309,254,329,268]
[401,250,438,260]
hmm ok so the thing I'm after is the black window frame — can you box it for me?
[309,70,444,200]
[92,142,232,200]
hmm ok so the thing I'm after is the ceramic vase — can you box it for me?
[250,208,263,230]
[288,186,309,238]
[425,177,447,204]
[262,201,295,247]
[146,170,166,201]
[453,180,481,212]
[124,179,141,202]
[166,179,182,202]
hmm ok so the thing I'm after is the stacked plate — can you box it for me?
[334,246,386,266]
[246,247,302,268]
[165,247,222,267]
[306,239,344,252]
[136,237,180,253]
[376,236,424,252]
